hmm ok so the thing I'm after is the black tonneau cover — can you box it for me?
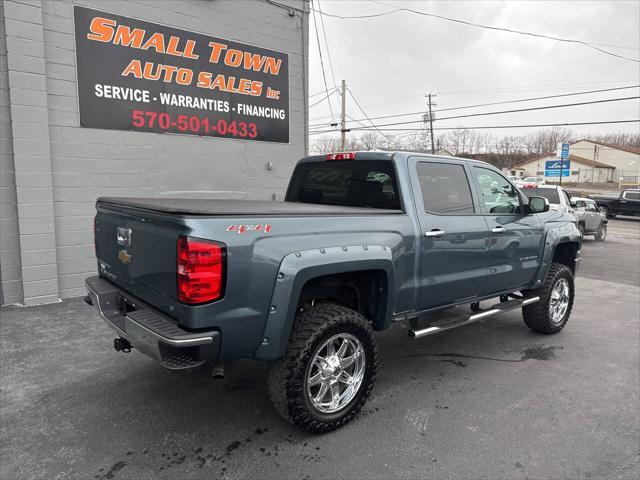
[97,197,403,216]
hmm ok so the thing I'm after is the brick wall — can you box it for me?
[0,2,23,305]
[1,0,309,305]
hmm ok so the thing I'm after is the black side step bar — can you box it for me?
[409,296,540,339]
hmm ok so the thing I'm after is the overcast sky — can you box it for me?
[307,0,640,145]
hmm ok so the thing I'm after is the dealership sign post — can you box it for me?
[553,142,571,185]
[73,6,289,143]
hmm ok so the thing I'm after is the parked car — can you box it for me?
[85,151,581,433]
[571,197,607,241]
[521,185,574,215]
[517,176,545,187]
[507,175,521,183]
[589,189,640,218]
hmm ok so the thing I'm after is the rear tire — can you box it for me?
[522,263,574,334]
[267,303,377,433]
[599,205,613,218]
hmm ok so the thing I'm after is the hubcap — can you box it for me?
[306,333,366,414]
[549,278,570,323]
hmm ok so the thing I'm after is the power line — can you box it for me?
[346,87,398,146]
[309,80,640,124]
[310,0,334,119]
[316,0,341,118]
[309,85,640,127]
[312,1,639,63]
[311,95,640,131]
[309,119,640,135]
[309,88,338,108]
[309,87,338,98]
[316,0,337,88]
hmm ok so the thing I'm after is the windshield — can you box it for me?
[522,187,560,204]
[285,160,401,209]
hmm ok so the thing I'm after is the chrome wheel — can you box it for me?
[306,333,366,414]
[549,278,570,324]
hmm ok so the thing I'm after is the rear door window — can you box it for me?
[416,162,475,214]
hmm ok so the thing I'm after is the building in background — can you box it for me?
[510,153,616,184]
[508,139,639,185]
[1,0,309,306]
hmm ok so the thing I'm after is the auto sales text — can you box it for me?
[86,16,283,99]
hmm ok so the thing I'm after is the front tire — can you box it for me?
[594,223,607,242]
[267,303,377,433]
[522,263,574,334]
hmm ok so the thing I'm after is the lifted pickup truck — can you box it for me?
[85,151,581,433]
[589,189,640,218]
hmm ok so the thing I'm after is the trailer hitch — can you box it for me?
[113,337,132,353]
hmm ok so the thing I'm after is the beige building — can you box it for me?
[510,153,615,183]
[509,139,638,184]
[570,140,639,174]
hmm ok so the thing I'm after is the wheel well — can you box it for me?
[552,242,579,274]
[298,270,388,329]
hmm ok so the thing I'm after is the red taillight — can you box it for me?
[326,152,356,161]
[177,236,225,304]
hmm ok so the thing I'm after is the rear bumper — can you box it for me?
[85,276,220,370]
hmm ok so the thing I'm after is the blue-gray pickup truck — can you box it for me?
[85,151,582,433]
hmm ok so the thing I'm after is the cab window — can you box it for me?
[472,167,521,214]
[586,200,598,212]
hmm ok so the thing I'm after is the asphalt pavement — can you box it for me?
[1,219,639,480]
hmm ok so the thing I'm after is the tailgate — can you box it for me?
[95,202,188,303]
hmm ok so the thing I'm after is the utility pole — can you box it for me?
[426,93,437,154]
[340,79,346,150]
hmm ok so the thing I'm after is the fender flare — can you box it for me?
[532,224,581,287]
[253,245,395,361]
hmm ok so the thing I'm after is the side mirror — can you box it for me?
[528,196,549,213]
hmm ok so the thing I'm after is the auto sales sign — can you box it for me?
[73,6,289,142]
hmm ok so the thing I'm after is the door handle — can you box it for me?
[425,229,446,238]
[491,226,505,234]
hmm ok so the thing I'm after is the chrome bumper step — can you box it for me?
[408,296,540,339]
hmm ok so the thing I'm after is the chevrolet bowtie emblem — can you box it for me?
[118,249,132,265]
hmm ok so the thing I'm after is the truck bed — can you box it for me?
[97,197,403,216]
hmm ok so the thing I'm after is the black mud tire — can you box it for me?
[522,263,574,334]
[594,223,607,242]
[267,303,378,434]
[599,204,614,218]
